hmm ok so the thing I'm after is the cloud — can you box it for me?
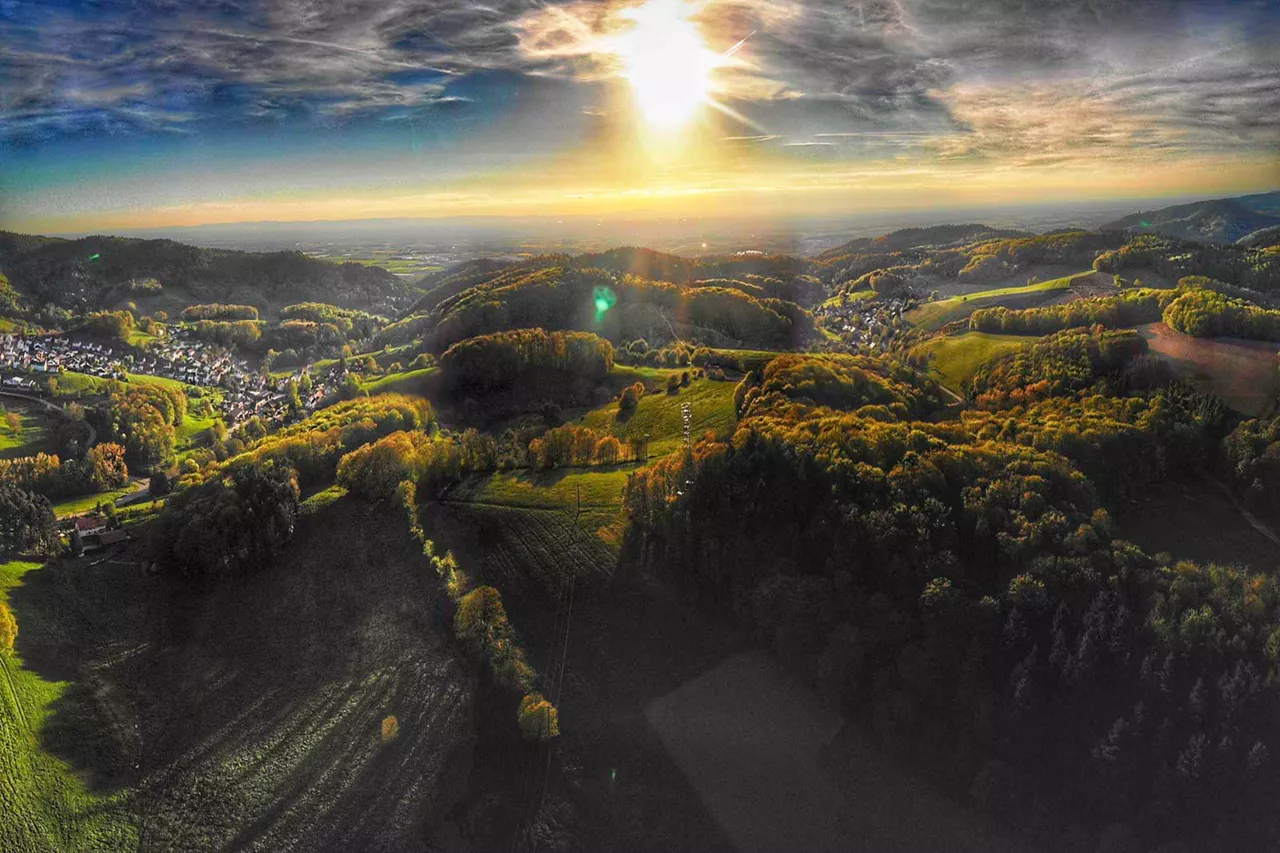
[0,0,1275,192]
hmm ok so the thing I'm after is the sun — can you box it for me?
[613,0,720,131]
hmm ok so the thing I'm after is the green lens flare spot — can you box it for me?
[89,253,101,262]
[593,286,617,320]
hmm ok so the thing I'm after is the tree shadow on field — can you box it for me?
[10,551,156,793]
[13,497,477,852]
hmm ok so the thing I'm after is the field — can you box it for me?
[324,255,444,277]
[1115,480,1280,574]
[0,400,54,460]
[50,485,140,519]
[360,366,436,396]
[52,373,106,398]
[1137,322,1280,416]
[821,290,877,310]
[0,560,137,853]
[174,411,215,454]
[647,651,1028,853]
[580,375,739,457]
[433,466,631,593]
[0,498,475,852]
[126,329,160,348]
[912,332,1038,394]
[123,372,189,393]
[904,272,1085,332]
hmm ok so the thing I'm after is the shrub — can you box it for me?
[666,374,681,393]
[619,385,639,412]
[149,469,172,497]
[381,715,400,743]
[518,693,560,741]
[0,600,16,653]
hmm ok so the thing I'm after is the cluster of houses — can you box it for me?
[816,294,915,348]
[1,328,342,431]
[2,334,128,385]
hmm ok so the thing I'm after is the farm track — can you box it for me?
[0,653,32,736]
[1210,477,1280,547]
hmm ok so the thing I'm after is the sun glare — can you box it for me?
[614,0,719,131]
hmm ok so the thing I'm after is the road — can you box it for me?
[0,389,97,447]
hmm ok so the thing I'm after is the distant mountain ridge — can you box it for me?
[1102,194,1280,245]
[0,231,415,313]
[816,224,1029,260]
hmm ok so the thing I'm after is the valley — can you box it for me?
[3,191,1280,852]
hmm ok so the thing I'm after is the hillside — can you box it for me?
[0,233,417,314]
[1,498,475,852]
[815,224,1029,261]
[1102,197,1280,244]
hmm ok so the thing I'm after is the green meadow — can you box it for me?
[904,272,1084,331]
[912,332,1039,394]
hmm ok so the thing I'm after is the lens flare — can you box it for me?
[593,286,617,321]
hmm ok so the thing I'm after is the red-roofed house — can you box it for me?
[75,515,108,536]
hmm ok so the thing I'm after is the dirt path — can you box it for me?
[0,654,32,737]
[1210,477,1280,547]
[647,651,1033,853]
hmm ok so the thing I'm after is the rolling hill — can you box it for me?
[1102,197,1280,244]
[0,232,417,314]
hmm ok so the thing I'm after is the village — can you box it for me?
[815,293,915,348]
[1,328,341,429]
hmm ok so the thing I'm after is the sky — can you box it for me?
[1,0,1277,234]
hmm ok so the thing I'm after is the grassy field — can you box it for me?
[580,375,738,457]
[126,329,160,348]
[0,401,54,460]
[1138,322,1280,417]
[820,290,877,309]
[1,498,474,851]
[0,559,137,852]
[1115,479,1279,574]
[912,332,1039,394]
[53,373,106,398]
[359,366,436,396]
[432,465,634,593]
[123,372,188,392]
[326,256,443,277]
[904,272,1085,331]
[50,486,138,519]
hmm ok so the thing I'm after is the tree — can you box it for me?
[87,442,129,491]
[0,600,15,653]
[69,526,84,557]
[0,481,58,556]
[518,693,560,741]
[149,469,172,497]
[151,462,300,579]
[619,382,643,412]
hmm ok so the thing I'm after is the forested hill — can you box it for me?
[815,224,1029,261]
[0,231,415,313]
[1102,197,1280,245]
